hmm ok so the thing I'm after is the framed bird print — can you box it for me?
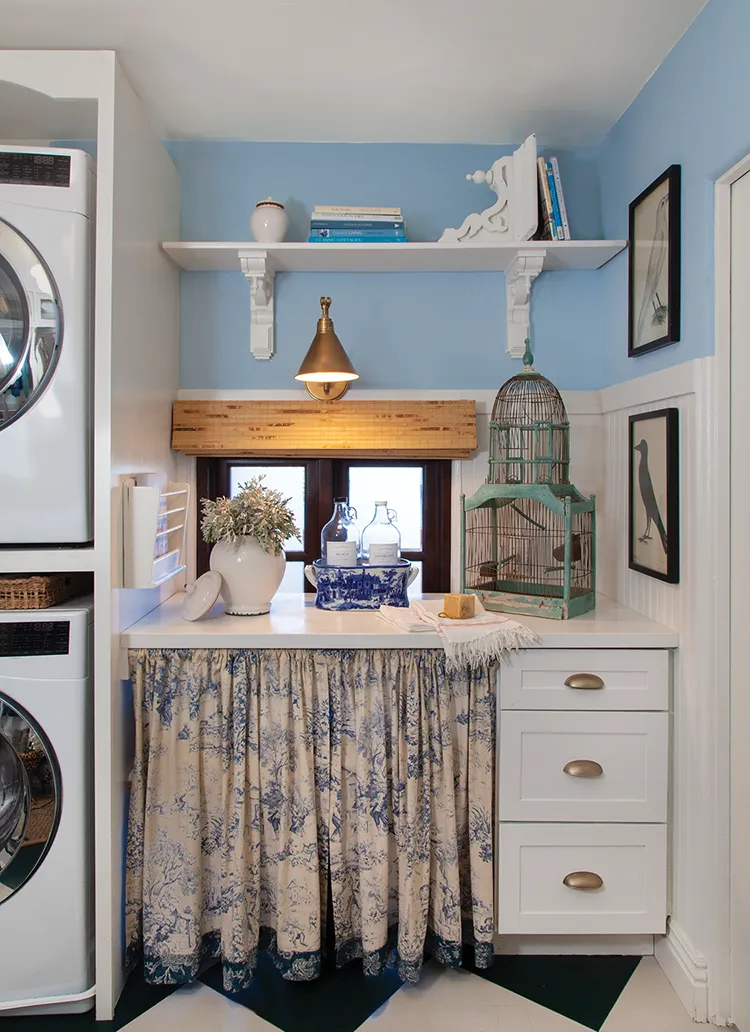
[629,408,679,582]
[628,164,681,357]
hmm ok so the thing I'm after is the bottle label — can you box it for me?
[368,543,399,565]
[326,541,358,567]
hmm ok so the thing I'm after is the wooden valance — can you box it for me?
[172,400,477,458]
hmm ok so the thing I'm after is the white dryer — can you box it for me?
[0,146,95,544]
[0,600,94,1015]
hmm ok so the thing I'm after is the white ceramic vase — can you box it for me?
[250,197,289,243]
[209,536,286,616]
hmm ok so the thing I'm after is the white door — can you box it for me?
[730,167,750,1031]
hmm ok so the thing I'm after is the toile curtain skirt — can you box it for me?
[125,648,495,991]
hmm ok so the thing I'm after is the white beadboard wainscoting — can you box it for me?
[597,358,725,1024]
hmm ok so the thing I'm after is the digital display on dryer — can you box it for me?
[0,621,70,656]
[0,153,71,187]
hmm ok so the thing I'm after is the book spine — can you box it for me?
[314,205,401,216]
[550,157,571,240]
[545,161,565,241]
[311,213,404,223]
[310,220,404,230]
[309,227,406,238]
[307,235,407,243]
[537,158,555,240]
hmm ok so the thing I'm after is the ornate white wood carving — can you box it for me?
[439,133,538,245]
[239,251,276,360]
[505,250,545,357]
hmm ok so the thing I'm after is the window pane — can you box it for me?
[348,467,423,551]
[229,465,305,552]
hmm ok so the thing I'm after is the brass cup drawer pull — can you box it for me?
[563,871,604,891]
[564,673,605,690]
[563,759,604,778]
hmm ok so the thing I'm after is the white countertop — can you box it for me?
[121,592,679,650]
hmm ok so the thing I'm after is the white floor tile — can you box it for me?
[362,963,590,1032]
[120,981,279,1031]
[600,957,696,1032]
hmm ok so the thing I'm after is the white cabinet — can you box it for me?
[500,648,669,711]
[499,710,669,823]
[497,823,668,935]
[497,647,671,936]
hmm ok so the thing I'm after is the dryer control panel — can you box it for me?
[0,151,71,188]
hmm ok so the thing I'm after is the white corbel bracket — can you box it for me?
[239,251,277,360]
[505,250,546,358]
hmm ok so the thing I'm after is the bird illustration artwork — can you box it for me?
[634,439,668,553]
[635,193,669,348]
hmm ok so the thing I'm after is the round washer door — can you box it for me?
[0,218,62,432]
[0,695,60,904]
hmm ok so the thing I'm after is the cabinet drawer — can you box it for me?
[499,710,668,822]
[497,823,667,935]
[500,649,669,711]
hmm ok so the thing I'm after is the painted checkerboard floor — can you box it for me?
[1,956,697,1032]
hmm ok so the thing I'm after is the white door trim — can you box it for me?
[712,151,750,1026]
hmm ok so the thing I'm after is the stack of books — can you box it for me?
[308,206,407,243]
[536,157,571,241]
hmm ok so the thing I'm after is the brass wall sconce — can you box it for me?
[294,296,359,400]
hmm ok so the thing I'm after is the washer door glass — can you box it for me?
[0,696,60,905]
[0,218,61,432]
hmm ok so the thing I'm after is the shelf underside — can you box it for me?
[163,239,627,274]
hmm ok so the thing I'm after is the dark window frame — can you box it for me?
[196,457,452,592]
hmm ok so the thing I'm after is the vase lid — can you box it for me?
[182,571,222,621]
[255,195,284,209]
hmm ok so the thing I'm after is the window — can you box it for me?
[196,458,452,593]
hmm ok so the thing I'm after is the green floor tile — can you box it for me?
[200,953,404,1032]
[463,954,641,1031]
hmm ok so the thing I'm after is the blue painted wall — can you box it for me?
[170,0,750,392]
[169,141,606,390]
[596,0,750,385]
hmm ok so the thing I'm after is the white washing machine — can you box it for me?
[0,146,95,544]
[0,600,94,1015]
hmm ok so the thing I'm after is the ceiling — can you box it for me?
[1,0,707,146]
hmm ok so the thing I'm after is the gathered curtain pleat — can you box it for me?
[126,648,495,991]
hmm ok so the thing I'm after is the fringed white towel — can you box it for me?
[379,597,540,669]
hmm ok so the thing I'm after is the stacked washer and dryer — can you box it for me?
[0,147,96,1014]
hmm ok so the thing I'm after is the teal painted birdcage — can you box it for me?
[461,342,596,620]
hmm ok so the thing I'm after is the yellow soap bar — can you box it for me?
[440,593,476,619]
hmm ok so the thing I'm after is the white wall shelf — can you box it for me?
[162,239,627,360]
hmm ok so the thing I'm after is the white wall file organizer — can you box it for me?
[123,477,190,588]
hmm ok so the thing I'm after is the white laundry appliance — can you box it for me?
[0,146,95,544]
[0,600,94,1014]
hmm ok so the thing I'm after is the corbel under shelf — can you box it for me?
[162,239,626,361]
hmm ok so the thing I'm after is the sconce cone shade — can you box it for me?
[294,297,359,384]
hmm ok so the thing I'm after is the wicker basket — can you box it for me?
[0,573,87,610]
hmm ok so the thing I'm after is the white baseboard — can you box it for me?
[654,919,709,1022]
[494,934,653,956]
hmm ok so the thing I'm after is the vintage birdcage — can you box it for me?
[461,341,596,619]
[489,341,570,485]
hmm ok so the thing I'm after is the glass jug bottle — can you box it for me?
[361,501,400,565]
[321,498,359,566]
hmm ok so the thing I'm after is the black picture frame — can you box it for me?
[628,164,681,357]
[629,408,679,583]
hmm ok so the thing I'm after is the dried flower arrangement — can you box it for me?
[200,476,300,556]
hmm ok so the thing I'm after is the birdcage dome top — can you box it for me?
[491,340,568,429]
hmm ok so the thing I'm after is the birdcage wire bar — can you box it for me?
[460,485,595,620]
[489,367,570,486]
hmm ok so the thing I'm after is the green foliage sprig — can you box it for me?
[200,476,300,556]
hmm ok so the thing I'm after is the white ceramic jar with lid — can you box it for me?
[250,196,289,243]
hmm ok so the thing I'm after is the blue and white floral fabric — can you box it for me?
[126,648,495,991]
